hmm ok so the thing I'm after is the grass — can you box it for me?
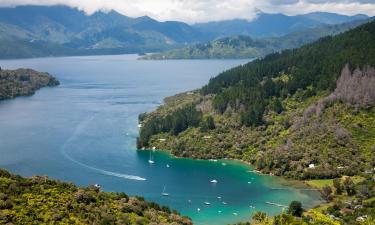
[305,179,333,189]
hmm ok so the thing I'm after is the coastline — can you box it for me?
[138,148,323,206]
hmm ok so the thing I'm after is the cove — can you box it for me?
[0,55,321,225]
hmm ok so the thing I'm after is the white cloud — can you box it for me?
[0,0,373,23]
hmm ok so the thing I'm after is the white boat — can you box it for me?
[161,185,169,196]
[233,212,238,216]
[197,208,201,212]
[210,179,218,183]
[204,202,211,205]
[137,124,142,128]
[148,152,155,164]
[222,163,227,166]
[188,200,192,203]
[248,181,252,184]
[217,196,222,199]
[218,210,222,213]
[166,164,170,168]
[94,183,101,188]
[222,201,227,205]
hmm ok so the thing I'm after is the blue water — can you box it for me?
[0,55,321,225]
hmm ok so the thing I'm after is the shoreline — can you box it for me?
[138,148,323,202]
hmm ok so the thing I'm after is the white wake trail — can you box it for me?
[60,115,147,181]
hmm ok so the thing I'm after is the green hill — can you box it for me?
[0,169,192,225]
[138,20,375,180]
[0,68,59,100]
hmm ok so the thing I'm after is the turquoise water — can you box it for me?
[0,55,321,225]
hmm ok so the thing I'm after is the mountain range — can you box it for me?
[0,5,369,59]
[142,18,372,60]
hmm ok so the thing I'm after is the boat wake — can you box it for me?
[60,115,147,181]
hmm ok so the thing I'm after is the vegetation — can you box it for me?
[138,20,375,179]
[137,20,375,225]
[0,169,192,225]
[236,174,374,224]
[0,68,59,100]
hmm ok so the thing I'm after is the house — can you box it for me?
[340,208,354,215]
[309,164,315,169]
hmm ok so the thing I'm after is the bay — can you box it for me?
[0,55,321,225]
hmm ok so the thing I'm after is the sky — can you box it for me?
[0,0,374,23]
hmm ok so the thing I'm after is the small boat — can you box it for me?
[217,196,222,199]
[222,163,227,166]
[161,185,169,196]
[204,202,211,205]
[222,201,227,205]
[210,179,218,183]
[137,124,142,128]
[148,152,155,164]
[248,181,252,184]
[166,164,170,168]
[94,183,101,188]
[218,210,222,213]
[188,200,192,203]
[233,212,238,216]
[197,208,201,212]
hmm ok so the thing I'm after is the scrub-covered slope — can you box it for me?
[0,169,192,225]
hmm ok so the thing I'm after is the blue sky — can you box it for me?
[0,0,374,23]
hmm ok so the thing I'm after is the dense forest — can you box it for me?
[201,20,375,126]
[0,169,192,225]
[0,68,59,100]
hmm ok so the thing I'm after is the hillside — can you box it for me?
[138,21,375,180]
[142,19,372,60]
[0,169,192,225]
[0,68,59,100]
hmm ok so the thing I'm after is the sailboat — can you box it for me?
[148,152,155,164]
[161,185,169,196]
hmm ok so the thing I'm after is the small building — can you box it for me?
[159,138,166,142]
[340,208,354,215]
[309,164,315,169]
[203,136,212,139]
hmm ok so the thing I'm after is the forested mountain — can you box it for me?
[0,169,192,224]
[138,20,375,181]
[142,18,372,60]
[193,11,368,38]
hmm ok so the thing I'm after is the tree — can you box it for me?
[252,211,268,223]
[200,116,215,131]
[321,185,333,202]
[333,178,343,195]
[288,201,303,217]
[342,177,356,196]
